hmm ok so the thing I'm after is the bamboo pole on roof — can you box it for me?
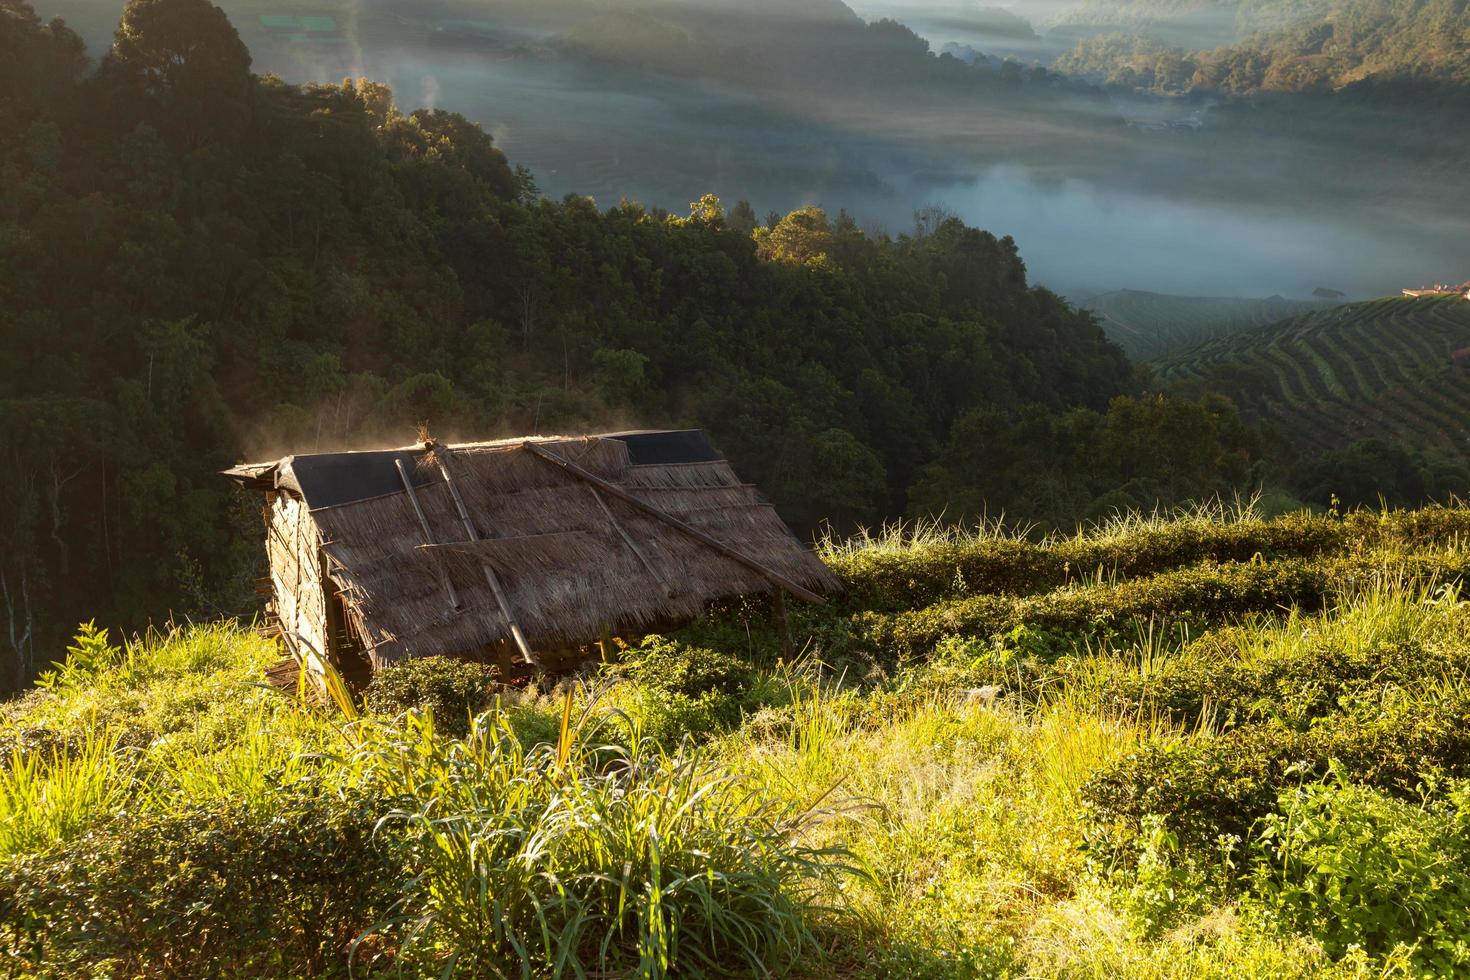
[586,484,675,597]
[395,458,460,612]
[520,440,827,605]
[431,447,543,669]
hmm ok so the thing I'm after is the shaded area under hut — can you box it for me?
[224,430,838,683]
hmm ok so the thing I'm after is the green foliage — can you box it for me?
[0,786,402,977]
[622,636,756,698]
[347,706,851,977]
[364,655,500,737]
[863,556,1337,656]
[612,637,764,743]
[1083,687,1470,857]
[1109,814,1214,940]
[1083,288,1334,361]
[0,728,129,859]
[825,505,1368,611]
[11,509,1470,974]
[908,394,1266,528]
[1252,776,1470,972]
[1056,0,1470,94]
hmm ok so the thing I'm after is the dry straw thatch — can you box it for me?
[227,431,838,670]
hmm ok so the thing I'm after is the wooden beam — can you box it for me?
[395,458,460,612]
[431,448,543,669]
[520,441,827,605]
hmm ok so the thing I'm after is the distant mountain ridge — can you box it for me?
[1083,288,1333,360]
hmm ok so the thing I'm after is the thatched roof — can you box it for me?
[225,430,838,666]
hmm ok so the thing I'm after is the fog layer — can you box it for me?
[47,0,1470,300]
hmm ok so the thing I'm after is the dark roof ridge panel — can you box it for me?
[222,429,722,509]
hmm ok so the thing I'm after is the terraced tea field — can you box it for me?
[1155,296,1470,454]
[1083,288,1331,360]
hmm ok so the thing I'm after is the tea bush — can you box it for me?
[622,636,757,698]
[1084,691,1470,856]
[862,552,1470,657]
[364,655,500,737]
[610,638,765,743]
[828,507,1470,612]
[1078,620,1468,731]
[863,558,1335,656]
[0,786,402,977]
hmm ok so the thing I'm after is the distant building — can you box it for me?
[1402,280,1470,299]
[1313,287,1345,299]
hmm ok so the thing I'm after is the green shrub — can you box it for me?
[612,638,764,744]
[864,558,1336,656]
[1252,776,1470,973]
[0,786,402,977]
[1108,814,1215,940]
[35,622,125,693]
[623,636,757,698]
[1083,691,1470,858]
[1079,620,1467,732]
[863,551,1470,658]
[364,656,500,737]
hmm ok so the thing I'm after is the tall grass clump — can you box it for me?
[345,695,854,977]
[0,727,128,858]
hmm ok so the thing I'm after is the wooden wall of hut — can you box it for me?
[267,492,331,672]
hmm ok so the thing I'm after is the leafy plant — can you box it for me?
[1251,774,1470,973]
[0,727,128,858]
[0,785,402,977]
[35,622,124,692]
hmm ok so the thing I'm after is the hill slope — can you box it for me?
[7,506,1470,974]
[1084,289,1333,359]
[1155,295,1470,453]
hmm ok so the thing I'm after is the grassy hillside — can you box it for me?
[1084,289,1333,360]
[5,504,1470,974]
[1156,296,1470,455]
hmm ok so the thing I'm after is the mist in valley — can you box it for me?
[48,0,1470,301]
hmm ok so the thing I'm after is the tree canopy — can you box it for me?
[0,0,1287,687]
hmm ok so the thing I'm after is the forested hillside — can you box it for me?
[1,0,1286,686]
[1057,0,1470,92]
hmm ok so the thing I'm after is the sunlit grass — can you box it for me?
[0,725,129,858]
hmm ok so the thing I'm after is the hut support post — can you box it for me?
[432,450,543,669]
[395,459,460,611]
[520,442,827,605]
[773,588,793,660]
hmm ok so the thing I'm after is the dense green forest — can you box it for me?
[2,0,1289,687]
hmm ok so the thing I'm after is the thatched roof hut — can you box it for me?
[224,430,838,679]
